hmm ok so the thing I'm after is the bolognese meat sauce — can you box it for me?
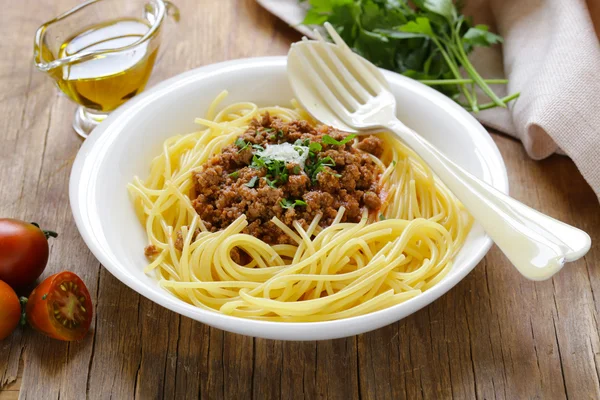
[191,113,384,245]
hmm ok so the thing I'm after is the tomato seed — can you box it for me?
[60,284,67,291]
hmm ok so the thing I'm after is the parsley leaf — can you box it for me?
[301,0,518,112]
[235,138,250,153]
[251,154,266,169]
[414,0,457,23]
[251,155,289,187]
[398,17,434,37]
[228,171,239,179]
[322,134,357,146]
[309,142,323,153]
[265,177,278,188]
[463,25,503,47]
[280,199,308,209]
[280,199,294,209]
[245,176,258,188]
[305,155,336,184]
[294,138,310,147]
[379,213,386,221]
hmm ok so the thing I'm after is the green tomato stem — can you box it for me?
[43,230,58,239]
[30,222,58,239]
[19,296,28,326]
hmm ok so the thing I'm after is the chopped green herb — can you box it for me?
[42,294,48,300]
[333,173,342,178]
[228,171,240,179]
[263,128,274,133]
[265,177,278,188]
[379,213,386,221]
[245,176,258,188]
[322,134,357,146]
[252,144,265,151]
[293,146,307,156]
[392,160,397,167]
[305,155,336,183]
[280,199,308,209]
[294,138,310,147]
[271,129,285,140]
[235,138,250,153]
[292,165,301,174]
[251,154,266,169]
[301,0,519,112]
[280,199,294,209]
[250,151,291,187]
[309,142,323,153]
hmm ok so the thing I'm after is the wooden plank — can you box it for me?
[0,392,19,400]
[280,342,318,400]
[315,338,360,400]
[0,359,22,400]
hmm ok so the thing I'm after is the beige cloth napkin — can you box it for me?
[257,0,600,199]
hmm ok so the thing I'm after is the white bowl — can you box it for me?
[70,57,508,340]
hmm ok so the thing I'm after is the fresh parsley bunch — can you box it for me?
[301,0,519,112]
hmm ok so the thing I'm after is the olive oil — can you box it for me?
[55,18,159,112]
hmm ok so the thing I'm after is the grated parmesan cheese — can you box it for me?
[256,143,309,169]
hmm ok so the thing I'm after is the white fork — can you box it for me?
[286,22,591,281]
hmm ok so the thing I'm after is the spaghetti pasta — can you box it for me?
[128,91,472,322]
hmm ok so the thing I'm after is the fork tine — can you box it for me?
[301,37,360,111]
[312,30,371,104]
[323,22,383,94]
[292,43,353,120]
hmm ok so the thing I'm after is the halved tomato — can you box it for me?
[26,272,93,341]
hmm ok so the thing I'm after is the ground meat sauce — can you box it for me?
[191,113,384,245]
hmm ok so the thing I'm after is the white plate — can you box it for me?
[70,57,508,340]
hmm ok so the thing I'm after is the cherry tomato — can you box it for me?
[0,219,57,290]
[26,272,92,341]
[0,280,21,340]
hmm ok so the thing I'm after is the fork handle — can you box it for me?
[387,119,591,280]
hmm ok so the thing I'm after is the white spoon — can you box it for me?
[286,23,591,281]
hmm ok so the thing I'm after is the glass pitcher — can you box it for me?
[34,0,179,138]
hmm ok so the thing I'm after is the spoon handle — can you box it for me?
[387,118,591,280]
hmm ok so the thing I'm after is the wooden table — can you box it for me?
[2,1,600,399]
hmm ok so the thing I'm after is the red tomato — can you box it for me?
[0,219,57,290]
[26,272,93,341]
[0,280,21,340]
